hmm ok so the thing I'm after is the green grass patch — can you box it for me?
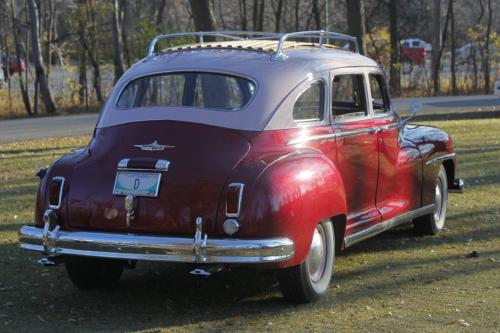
[0,119,499,332]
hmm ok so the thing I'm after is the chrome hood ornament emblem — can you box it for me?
[133,140,175,151]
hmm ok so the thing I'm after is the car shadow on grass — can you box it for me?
[1,230,499,332]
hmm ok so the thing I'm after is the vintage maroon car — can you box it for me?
[19,31,463,303]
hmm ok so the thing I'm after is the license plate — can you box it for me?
[113,171,161,197]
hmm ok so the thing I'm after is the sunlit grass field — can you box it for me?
[0,118,499,332]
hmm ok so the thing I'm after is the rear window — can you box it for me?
[116,72,256,111]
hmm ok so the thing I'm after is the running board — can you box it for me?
[344,204,435,248]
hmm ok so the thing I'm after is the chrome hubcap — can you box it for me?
[307,224,327,283]
[434,178,444,227]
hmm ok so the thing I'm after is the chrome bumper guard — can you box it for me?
[18,222,295,264]
[449,178,464,193]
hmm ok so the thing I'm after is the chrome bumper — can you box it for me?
[18,224,295,264]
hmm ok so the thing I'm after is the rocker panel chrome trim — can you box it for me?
[344,204,435,248]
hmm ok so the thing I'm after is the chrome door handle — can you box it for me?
[369,127,381,134]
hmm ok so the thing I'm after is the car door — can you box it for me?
[367,71,422,220]
[330,69,382,237]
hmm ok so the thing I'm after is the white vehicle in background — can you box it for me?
[494,81,500,98]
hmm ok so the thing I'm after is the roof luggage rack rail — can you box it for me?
[146,30,359,60]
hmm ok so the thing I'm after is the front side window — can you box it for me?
[332,74,367,118]
[292,81,325,122]
[116,72,256,111]
[369,74,390,114]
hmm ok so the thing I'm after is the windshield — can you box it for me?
[116,72,256,111]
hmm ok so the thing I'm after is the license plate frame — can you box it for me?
[112,171,162,197]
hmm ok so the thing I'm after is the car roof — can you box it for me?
[98,39,380,131]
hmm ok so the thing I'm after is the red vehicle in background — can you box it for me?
[1,55,27,75]
[401,38,431,65]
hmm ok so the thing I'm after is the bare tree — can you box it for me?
[449,0,457,95]
[346,0,366,55]
[10,0,32,115]
[312,0,321,29]
[389,0,400,96]
[483,0,492,94]
[111,0,125,83]
[431,0,441,95]
[239,0,248,30]
[189,0,216,39]
[272,0,284,32]
[252,0,265,31]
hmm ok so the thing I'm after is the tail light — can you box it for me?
[225,183,244,217]
[48,177,65,209]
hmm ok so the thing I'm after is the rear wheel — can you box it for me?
[65,256,124,289]
[414,165,448,235]
[278,220,335,303]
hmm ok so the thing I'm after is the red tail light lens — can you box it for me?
[48,177,65,209]
[226,183,244,217]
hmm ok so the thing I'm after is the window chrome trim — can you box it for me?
[48,177,65,210]
[226,183,245,218]
[114,70,259,112]
[292,79,327,125]
[425,153,456,166]
[344,204,435,248]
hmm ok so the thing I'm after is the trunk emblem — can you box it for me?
[133,140,175,151]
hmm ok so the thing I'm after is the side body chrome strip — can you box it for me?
[425,153,456,166]
[286,123,401,145]
[344,204,435,248]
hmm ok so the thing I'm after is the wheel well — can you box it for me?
[331,215,346,253]
[442,159,455,185]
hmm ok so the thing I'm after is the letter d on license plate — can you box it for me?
[113,171,161,197]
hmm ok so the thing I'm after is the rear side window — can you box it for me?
[332,74,367,118]
[116,72,256,111]
[293,81,325,122]
[369,74,390,114]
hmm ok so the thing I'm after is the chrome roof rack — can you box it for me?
[146,30,359,60]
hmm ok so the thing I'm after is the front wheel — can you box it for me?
[413,165,448,235]
[278,220,335,303]
[65,256,124,289]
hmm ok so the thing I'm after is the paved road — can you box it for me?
[0,95,499,144]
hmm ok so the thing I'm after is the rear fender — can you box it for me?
[243,152,347,268]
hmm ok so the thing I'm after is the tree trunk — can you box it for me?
[346,0,366,55]
[120,0,130,67]
[294,0,300,30]
[28,0,57,113]
[483,0,492,94]
[431,0,441,95]
[273,0,284,32]
[239,0,247,30]
[257,0,264,31]
[189,0,216,41]
[449,0,457,95]
[389,0,400,96]
[111,0,125,83]
[156,0,167,28]
[312,0,321,30]
[10,0,32,115]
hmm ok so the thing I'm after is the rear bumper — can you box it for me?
[18,224,295,264]
[449,178,464,193]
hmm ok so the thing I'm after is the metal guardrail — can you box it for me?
[146,30,359,60]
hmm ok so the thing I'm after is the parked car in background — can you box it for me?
[495,80,500,98]
[401,38,432,65]
[19,30,463,303]
[2,55,27,75]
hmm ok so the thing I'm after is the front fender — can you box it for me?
[242,152,347,268]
